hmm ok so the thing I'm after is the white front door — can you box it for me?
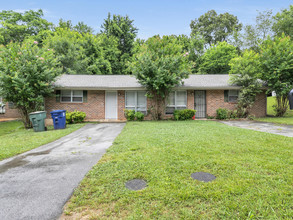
[105,91,117,119]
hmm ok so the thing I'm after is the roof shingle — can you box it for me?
[54,74,241,90]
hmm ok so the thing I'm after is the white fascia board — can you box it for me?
[54,87,145,90]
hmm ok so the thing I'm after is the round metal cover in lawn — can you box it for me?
[191,172,216,182]
[125,179,147,191]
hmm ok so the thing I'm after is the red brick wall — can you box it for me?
[206,90,267,117]
[0,102,21,119]
[45,90,105,120]
[206,90,237,117]
[250,91,267,117]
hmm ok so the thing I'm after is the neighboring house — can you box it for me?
[44,74,267,121]
[0,97,21,119]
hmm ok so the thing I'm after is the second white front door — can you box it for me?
[105,91,117,119]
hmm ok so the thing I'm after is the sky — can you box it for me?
[1,0,293,39]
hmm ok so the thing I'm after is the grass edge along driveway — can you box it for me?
[62,121,293,219]
[0,120,85,160]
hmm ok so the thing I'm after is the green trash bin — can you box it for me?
[29,111,47,132]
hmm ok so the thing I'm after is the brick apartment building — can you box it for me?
[44,74,267,121]
[0,74,267,121]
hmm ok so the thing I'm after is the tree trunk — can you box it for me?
[19,107,32,129]
[149,92,167,120]
[275,95,289,117]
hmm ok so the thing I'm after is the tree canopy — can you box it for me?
[0,40,61,127]
[131,36,191,119]
[229,50,262,117]
[199,41,238,74]
[273,5,293,38]
[0,9,53,45]
[190,10,242,47]
[42,28,118,75]
[101,13,138,74]
[259,35,293,116]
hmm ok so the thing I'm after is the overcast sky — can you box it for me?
[1,0,292,39]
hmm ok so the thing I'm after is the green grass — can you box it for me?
[63,121,293,219]
[0,120,85,160]
[255,96,293,125]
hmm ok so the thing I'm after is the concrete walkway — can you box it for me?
[0,118,20,122]
[220,120,293,137]
[0,123,125,220]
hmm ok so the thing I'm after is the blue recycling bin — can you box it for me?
[50,110,66,129]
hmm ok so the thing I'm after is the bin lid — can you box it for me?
[50,110,66,114]
[29,111,46,115]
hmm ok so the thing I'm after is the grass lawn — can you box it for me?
[0,120,84,160]
[63,121,293,219]
[255,96,293,125]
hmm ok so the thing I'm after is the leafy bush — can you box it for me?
[134,111,145,121]
[124,109,135,121]
[216,108,240,120]
[228,110,238,119]
[66,112,72,124]
[66,110,86,124]
[173,109,196,120]
[248,115,255,120]
[124,109,145,121]
[216,108,229,120]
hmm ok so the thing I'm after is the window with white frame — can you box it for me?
[166,91,187,114]
[61,90,83,103]
[125,91,147,113]
[228,90,239,102]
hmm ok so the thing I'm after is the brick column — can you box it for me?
[117,90,126,120]
[187,90,194,109]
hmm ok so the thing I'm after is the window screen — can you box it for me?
[125,91,147,113]
[61,90,83,103]
[228,90,239,102]
[166,91,187,114]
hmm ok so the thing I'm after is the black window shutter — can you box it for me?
[83,90,88,103]
[224,90,229,102]
[56,90,61,102]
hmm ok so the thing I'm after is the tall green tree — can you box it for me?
[259,35,293,116]
[199,41,238,74]
[131,36,191,120]
[190,10,242,47]
[43,28,113,75]
[0,40,61,128]
[155,34,205,73]
[101,13,138,74]
[243,10,274,50]
[43,28,89,74]
[273,5,293,38]
[229,50,263,117]
[56,19,94,34]
[73,21,94,34]
[0,9,53,45]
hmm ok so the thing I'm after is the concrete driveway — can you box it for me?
[220,120,293,137]
[0,123,125,220]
